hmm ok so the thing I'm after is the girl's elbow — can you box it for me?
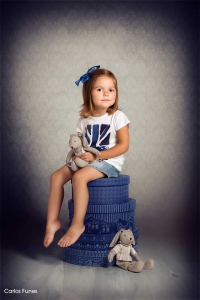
[123,143,129,153]
[117,142,129,154]
[125,146,129,153]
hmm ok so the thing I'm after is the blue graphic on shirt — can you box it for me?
[85,124,110,151]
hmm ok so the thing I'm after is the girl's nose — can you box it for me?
[103,90,109,96]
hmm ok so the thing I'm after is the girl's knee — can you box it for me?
[72,170,87,185]
[50,170,61,184]
[51,167,72,185]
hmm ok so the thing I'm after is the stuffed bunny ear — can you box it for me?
[109,229,124,248]
[76,133,83,145]
[82,135,89,148]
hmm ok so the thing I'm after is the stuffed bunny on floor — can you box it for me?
[107,229,154,273]
[66,133,100,172]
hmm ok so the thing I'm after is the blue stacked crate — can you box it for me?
[63,175,139,266]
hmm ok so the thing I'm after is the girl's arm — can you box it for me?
[97,125,129,160]
[80,125,129,162]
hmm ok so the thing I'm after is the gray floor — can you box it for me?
[1,233,199,300]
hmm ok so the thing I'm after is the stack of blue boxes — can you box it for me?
[63,175,138,266]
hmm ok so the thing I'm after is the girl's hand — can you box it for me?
[80,152,96,162]
[72,156,77,161]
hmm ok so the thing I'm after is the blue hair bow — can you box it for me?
[75,65,100,86]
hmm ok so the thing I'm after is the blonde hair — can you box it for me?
[79,68,118,118]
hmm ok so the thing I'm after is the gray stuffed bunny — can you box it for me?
[66,133,100,172]
[108,229,154,273]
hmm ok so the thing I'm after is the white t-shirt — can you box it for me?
[75,110,130,171]
[113,244,137,261]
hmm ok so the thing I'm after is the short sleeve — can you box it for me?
[75,117,83,133]
[112,244,121,254]
[114,111,131,131]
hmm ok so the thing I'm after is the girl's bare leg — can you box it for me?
[58,167,105,247]
[43,166,74,247]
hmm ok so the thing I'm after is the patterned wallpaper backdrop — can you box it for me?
[1,1,199,242]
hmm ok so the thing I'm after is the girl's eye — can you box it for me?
[109,89,115,92]
[97,88,103,92]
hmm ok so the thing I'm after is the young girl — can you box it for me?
[43,66,130,248]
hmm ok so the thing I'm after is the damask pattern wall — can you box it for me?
[1,1,199,242]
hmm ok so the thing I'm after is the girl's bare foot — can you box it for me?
[43,220,62,247]
[58,224,85,247]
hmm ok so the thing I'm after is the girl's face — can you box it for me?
[91,76,116,116]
